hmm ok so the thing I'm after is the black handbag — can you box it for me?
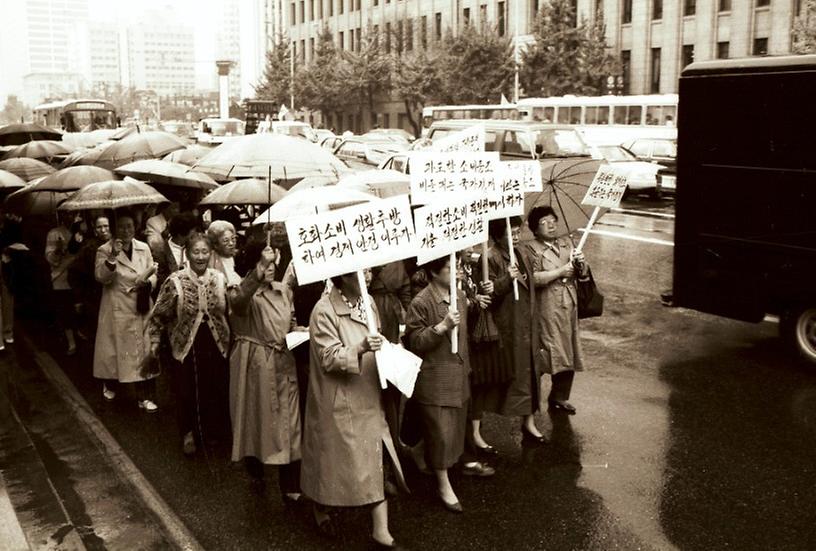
[135,282,152,315]
[577,268,604,319]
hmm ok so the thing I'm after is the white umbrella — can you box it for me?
[252,186,376,224]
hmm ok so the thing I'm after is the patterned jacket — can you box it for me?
[148,267,230,362]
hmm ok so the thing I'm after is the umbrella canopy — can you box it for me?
[336,169,410,199]
[0,123,62,146]
[2,140,75,162]
[0,169,27,190]
[5,178,72,216]
[253,186,376,224]
[58,179,168,211]
[114,159,218,191]
[0,158,56,181]
[28,166,116,193]
[95,131,187,169]
[286,174,338,193]
[199,178,286,206]
[525,158,605,238]
[192,134,350,182]
[109,126,139,141]
[163,145,212,166]
[59,143,111,168]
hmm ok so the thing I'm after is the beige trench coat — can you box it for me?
[229,270,301,465]
[93,239,157,383]
[301,288,406,507]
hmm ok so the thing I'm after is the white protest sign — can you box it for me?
[409,151,502,205]
[431,123,486,152]
[413,195,493,264]
[582,165,629,209]
[501,160,543,192]
[286,195,417,285]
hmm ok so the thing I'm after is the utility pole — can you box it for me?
[513,0,520,103]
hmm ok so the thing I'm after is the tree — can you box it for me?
[792,0,816,54]
[0,96,30,125]
[255,38,297,109]
[393,48,445,137]
[520,0,619,97]
[341,28,393,127]
[438,25,514,104]
[299,27,344,122]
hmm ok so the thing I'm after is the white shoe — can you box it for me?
[102,386,116,401]
[0,343,5,351]
[4,336,13,344]
[138,399,158,413]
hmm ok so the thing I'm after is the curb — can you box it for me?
[0,472,30,551]
[19,331,205,551]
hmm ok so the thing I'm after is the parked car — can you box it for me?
[321,136,343,151]
[315,129,336,143]
[270,121,318,142]
[333,138,408,171]
[159,120,195,139]
[589,144,665,195]
[622,138,677,193]
[362,128,415,144]
[378,152,411,174]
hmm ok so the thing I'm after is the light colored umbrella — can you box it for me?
[286,174,338,193]
[163,145,212,166]
[5,178,71,216]
[0,158,56,181]
[336,169,410,199]
[27,166,116,193]
[192,133,350,182]
[0,123,62,146]
[0,169,26,190]
[95,131,186,169]
[199,178,286,206]
[59,143,111,168]
[58,178,168,211]
[253,186,376,224]
[110,126,139,141]
[2,140,75,162]
[115,159,218,191]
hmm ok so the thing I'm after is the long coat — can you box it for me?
[93,239,157,383]
[369,261,412,343]
[228,269,301,465]
[523,237,584,376]
[300,287,405,507]
[488,242,539,416]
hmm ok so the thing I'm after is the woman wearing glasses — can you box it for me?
[206,220,242,287]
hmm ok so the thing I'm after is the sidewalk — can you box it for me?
[0,329,202,550]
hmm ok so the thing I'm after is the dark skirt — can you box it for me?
[171,327,231,444]
[470,340,513,385]
[471,382,510,419]
[416,403,466,470]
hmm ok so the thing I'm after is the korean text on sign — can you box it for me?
[500,160,543,192]
[286,195,417,285]
[431,124,486,153]
[582,165,630,209]
[414,195,498,265]
[409,152,502,205]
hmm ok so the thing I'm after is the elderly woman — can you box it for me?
[301,270,405,549]
[229,245,304,502]
[94,211,158,411]
[206,220,241,287]
[148,232,231,454]
[523,206,590,415]
[405,255,494,515]
[488,218,546,443]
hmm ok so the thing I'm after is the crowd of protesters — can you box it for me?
[0,202,590,549]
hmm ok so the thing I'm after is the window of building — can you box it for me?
[397,20,404,52]
[300,0,305,22]
[498,2,506,36]
[301,39,306,62]
[719,0,731,11]
[385,22,392,52]
[406,20,413,51]
[356,27,362,51]
[682,44,694,68]
[421,16,427,48]
[329,0,333,16]
[753,37,768,55]
[684,0,696,15]
[622,0,633,23]
[621,49,631,94]
[338,31,344,50]
[435,12,442,41]
[481,4,488,28]
[309,0,314,20]
[717,41,729,59]
[650,48,661,93]
[374,0,379,6]
[350,29,355,51]
[464,7,471,25]
[290,2,296,24]
[756,0,770,7]
[653,0,663,20]
[339,0,344,14]
[310,37,315,59]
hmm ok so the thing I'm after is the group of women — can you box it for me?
[43,201,589,549]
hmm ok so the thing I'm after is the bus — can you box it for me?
[420,104,528,135]
[33,99,119,132]
[516,94,677,145]
[244,99,277,134]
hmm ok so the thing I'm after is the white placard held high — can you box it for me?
[431,123,486,153]
[582,165,629,209]
[409,151,502,205]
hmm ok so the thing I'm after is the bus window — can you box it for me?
[598,105,610,124]
[532,107,553,122]
[613,106,626,125]
[484,131,498,151]
[451,110,464,119]
[627,106,642,125]
[584,107,598,124]
[570,106,582,124]
[662,105,677,125]
[557,107,570,124]
[645,105,661,125]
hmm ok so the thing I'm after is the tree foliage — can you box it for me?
[1,96,31,126]
[792,0,816,54]
[520,0,619,97]
[393,48,445,137]
[254,38,296,108]
[340,28,393,115]
[439,25,514,104]
[299,27,344,120]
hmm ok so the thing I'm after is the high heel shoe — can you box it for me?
[438,491,463,513]
[548,400,577,415]
[521,426,547,445]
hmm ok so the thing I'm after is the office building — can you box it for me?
[125,11,196,97]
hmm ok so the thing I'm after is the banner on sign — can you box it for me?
[431,124,486,153]
[286,195,417,285]
[500,160,543,192]
[582,165,629,209]
[409,151,501,205]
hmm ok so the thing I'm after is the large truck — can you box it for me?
[672,55,816,365]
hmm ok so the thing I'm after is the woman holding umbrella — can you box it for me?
[523,206,590,415]
[93,210,159,411]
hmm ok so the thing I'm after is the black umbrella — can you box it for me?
[0,123,63,146]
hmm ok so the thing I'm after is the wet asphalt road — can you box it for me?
[9,199,816,550]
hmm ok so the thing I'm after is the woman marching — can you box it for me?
[229,244,304,503]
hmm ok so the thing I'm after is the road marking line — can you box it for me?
[611,207,676,219]
[578,228,675,247]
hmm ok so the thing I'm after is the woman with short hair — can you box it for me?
[206,219,241,287]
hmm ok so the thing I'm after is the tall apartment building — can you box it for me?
[125,12,196,98]
[70,21,122,96]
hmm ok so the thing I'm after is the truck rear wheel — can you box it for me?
[783,307,816,365]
